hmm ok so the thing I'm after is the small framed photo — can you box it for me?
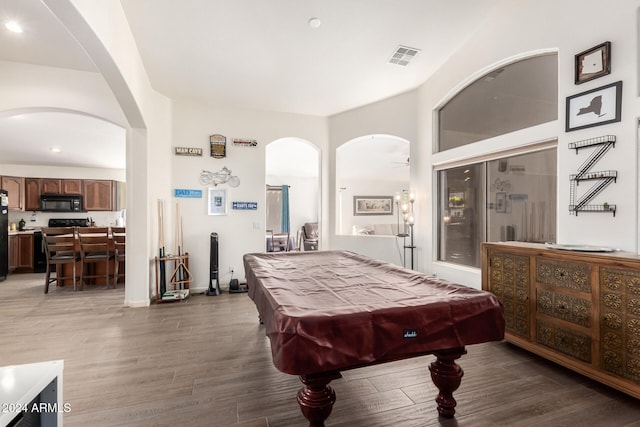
[575,41,611,85]
[353,196,393,216]
[495,192,507,213]
[208,188,227,215]
[566,81,622,132]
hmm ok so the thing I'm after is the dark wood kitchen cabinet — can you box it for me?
[25,178,42,211]
[83,180,115,211]
[42,178,82,195]
[8,233,33,273]
[1,176,25,211]
[25,178,84,211]
[8,235,17,272]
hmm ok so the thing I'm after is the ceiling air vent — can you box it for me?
[388,45,420,66]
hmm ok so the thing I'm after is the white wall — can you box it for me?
[338,179,406,235]
[171,100,328,291]
[326,0,640,290]
[329,91,418,265]
[10,0,640,299]
[415,0,640,288]
[0,61,126,125]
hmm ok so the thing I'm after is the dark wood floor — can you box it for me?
[1,273,640,426]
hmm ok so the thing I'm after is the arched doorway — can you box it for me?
[336,134,410,236]
[265,138,321,251]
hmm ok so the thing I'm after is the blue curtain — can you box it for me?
[280,185,290,233]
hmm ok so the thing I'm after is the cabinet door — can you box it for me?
[599,266,640,381]
[62,179,82,194]
[8,235,17,272]
[24,178,42,211]
[41,179,62,194]
[487,250,531,339]
[1,176,25,210]
[83,180,114,211]
[17,234,33,269]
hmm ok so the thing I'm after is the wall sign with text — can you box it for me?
[175,147,203,156]
[174,189,203,198]
[210,134,227,158]
[232,201,257,210]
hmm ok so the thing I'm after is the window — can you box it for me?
[438,54,557,151]
[438,149,557,268]
[436,53,558,268]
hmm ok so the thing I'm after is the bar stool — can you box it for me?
[77,227,114,289]
[42,227,79,293]
[111,227,126,286]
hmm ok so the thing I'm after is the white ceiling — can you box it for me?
[0,0,505,170]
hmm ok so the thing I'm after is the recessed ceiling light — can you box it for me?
[50,147,61,153]
[308,18,321,29]
[5,21,23,33]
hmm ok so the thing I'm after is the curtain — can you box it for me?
[280,185,290,233]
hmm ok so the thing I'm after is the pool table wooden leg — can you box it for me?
[429,347,467,418]
[297,371,342,427]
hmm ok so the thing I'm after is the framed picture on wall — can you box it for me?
[495,192,507,213]
[566,81,622,132]
[575,41,611,85]
[353,196,393,216]
[208,188,227,215]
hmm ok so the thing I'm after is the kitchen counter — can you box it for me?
[8,228,40,236]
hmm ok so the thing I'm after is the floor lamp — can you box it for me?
[403,192,415,269]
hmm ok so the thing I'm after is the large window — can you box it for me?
[438,149,557,267]
[438,54,557,151]
[436,53,558,268]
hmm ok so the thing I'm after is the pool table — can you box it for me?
[243,250,504,426]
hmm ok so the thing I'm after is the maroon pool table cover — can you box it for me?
[243,250,504,375]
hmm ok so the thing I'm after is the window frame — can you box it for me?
[431,130,558,278]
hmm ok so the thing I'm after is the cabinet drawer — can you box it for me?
[536,319,592,363]
[536,258,590,292]
[537,289,591,327]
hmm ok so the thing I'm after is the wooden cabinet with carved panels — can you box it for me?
[482,242,640,399]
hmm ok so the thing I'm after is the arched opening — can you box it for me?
[336,134,410,236]
[3,0,153,305]
[265,138,320,251]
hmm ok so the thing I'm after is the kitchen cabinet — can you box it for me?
[83,180,115,211]
[7,233,33,273]
[25,178,42,211]
[482,241,640,400]
[42,178,82,195]
[8,235,17,272]
[25,178,84,211]
[1,176,25,211]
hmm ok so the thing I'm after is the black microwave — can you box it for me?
[40,194,84,212]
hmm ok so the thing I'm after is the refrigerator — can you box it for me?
[0,189,7,281]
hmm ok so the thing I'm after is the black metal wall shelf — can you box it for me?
[568,135,617,216]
